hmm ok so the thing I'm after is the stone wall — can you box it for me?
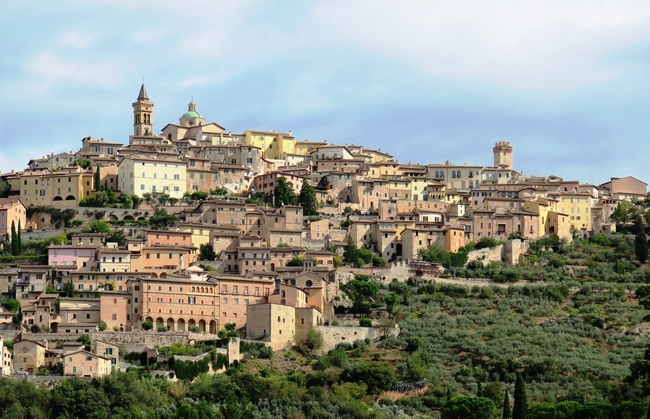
[466,245,504,265]
[314,324,400,352]
[9,331,222,349]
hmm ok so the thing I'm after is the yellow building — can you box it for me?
[294,140,328,156]
[117,156,187,199]
[9,166,94,207]
[558,192,595,232]
[244,130,296,159]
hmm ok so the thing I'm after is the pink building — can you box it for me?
[48,245,98,268]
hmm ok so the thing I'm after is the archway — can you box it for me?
[396,243,403,257]
[160,272,167,279]
[198,319,206,333]
[51,322,58,333]
[188,319,196,330]
[107,214,118,221]
[209,320,217,334]
[53,196,63,201]
[156,317,164,329]
[150,272,158,278]
[145,316,154,325]
[166,318,175,332]
[122,215,135,221]
[65,195,76,201]
[177,318,186,332]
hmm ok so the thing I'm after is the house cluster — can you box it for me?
[0,84,647,377]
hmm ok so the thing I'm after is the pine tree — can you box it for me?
[16,220,21,255]
[512,373,528,419]
[297,179,318,216]
[636,216,648,264]
[273,177,297,208]
[503,389,511,419]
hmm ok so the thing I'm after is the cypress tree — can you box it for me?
[297,179,318,216]
[446,387,452,402]
[503,389,511,419]
[477,381,483,397]
[635,216,648,264]
[17,220,21,255]
[512,373,528,419]
[10,221,17,256]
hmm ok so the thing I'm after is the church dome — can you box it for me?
[181,110,203,119]
[179,99,205,126]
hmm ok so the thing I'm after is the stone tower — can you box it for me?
[493,141,513,169]
[132,83,154,136]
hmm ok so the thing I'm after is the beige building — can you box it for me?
[64,350,112,377]
[117,155,187,199]
[0,198,26,237]
[9,166,95,207]
[13,339,57,373]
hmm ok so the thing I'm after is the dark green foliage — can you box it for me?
[359,318,372,327]
[298,179,318,216]
[285,255,304,266]
[341,361,397,394]
[170,355,210,381]
[340,279,379,312]
[148,208,179,229]
[513,372,528,419]
[503,389,512,418]
[342,236,374,267]
[441,396,496,419]
[141,321,153,330]
[635,217,648,264]
[475,236,500,250]
[273,177,298,207]
[76,334,91,351]
[199,243,217,261]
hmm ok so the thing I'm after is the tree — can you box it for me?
[302,329,323,353]
[199,243,217,261]
[285,256,304,267]
[340,279,379,308]
[635,217,648,264]
[141,321,153,331]
[10,221,17,256]
[97,320,107,331]
[298,179,318,216]
[107,229,127,247]
[149,208,179,229]
[82,220,112,234]
[441,397,496,419]
[611,200,639,223]
[273,177,297,207]
[512,372,528,419]
[95,164,101,191]
[503,390,511,419]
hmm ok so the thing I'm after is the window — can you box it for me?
[112,314,117,320]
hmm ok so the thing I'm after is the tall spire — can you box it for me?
[137,83,149,100]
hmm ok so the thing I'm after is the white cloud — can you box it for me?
[58,31,94,49]
[26,51,123,92]
[313,0,650,89]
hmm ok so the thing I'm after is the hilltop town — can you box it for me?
[0,84,646,380]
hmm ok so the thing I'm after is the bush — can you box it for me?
[97,320,107,331]
[157,326,168,332]
[359,318,372,327]
[141,321,153,331]
[189,326,201,333]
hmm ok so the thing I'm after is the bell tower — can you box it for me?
[132,83,154,136]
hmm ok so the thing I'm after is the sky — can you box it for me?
[1,0,650,185]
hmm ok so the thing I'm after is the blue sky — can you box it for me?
[1,0,650,185]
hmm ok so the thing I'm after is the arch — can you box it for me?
[198,319,206,333]
[549,226,555,234]
[107,214,118,221]
[177,318,186,332]
[166,318,175,332]
[53,196,63,201]
[122,215,135,221]
[51,322,59,333]
[65,195,76,200]
[137,217,146,221]
[156,317,164,329]
[188,319,196,330]
[209,320,217,334]
[160,272,167,279]
[145,316,154,323]
[150,272,159,278]
[396,243,403,257]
